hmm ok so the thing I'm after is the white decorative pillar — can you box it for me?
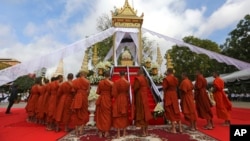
[86,86,98,126]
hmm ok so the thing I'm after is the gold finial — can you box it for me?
[81,50,89,74]
[92,44,98,66]
[166,51,174,69]
[156,45,163,67]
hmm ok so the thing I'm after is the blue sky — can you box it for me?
[0,0,249,76]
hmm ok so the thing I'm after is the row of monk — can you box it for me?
[24,68,232,138]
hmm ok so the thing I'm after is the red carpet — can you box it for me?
[194,107,250,141]
[0,108,66,141]
[1,106,250,141]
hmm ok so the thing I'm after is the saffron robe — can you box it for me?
[42,82,52,119]
[162,75,181,122]
[112,78,130,129]
[47,81,60,122]
[71,77,90,126]
[195,74,213,120]
[95,79,113,132]
[213,77,232,120]
[25,84,40,117]
[55,81,74,124]
[179,78,197,121]
[133,75,153,127]
[36,85,47,119]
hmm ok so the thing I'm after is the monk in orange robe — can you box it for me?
[25,77,42,122]
[71,71,90,136]
[179,72,197,131]
[112,71,130,138]
[194,70,213,130]
[43,77,55,128]
[55,73,74,132]
[212,72,232,126]
[162,68,182,133]
[36,78,49,124]
[47,75,63,130]
[133,69,153,136]
[95,72,113,137]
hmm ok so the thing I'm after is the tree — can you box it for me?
[167,36,226,80]
[222,14,250,63]
[14,75,35,93]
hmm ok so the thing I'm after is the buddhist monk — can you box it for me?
[179,72,197,131]
[162,68,182,133]
[194,70,213,130]
[55,73,74,132]
[47,75,63,131]
[112,71,130,138]
[25,77,42,123]
[212,72,232,126]
[71,71,90,136]
[96,71,113,137]
[36,78,49,124]
[133,69,153,136]
[43,77,55,129]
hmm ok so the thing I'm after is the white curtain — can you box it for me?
[0,27,116,86]
[114,32,125,65]
[129,32,139,65]
[142,28,250,70]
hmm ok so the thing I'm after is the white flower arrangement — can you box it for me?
[88,88,99,101]
[88,75,105,85]
[143,57,152,63]
[96,62,106,69]
[154,102,164,113]
[122,50,132,60]
[152,102,165,118]
[151,62,159,69]
[151,75,164,84]
[103,61,112,70]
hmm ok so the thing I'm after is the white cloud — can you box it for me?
[0,24,17,47]
[196,0,250,36]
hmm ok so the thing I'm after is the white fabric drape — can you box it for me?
[1,26,250,86]
[114,32,126,65]
[142,28,250,70]
[129,32,139,65]
[0,27,116,86]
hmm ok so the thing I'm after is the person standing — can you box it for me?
[47,75,63,130]
[212,72,232,126]
[194,70,213,130]
[162,68,182,133]
[133,69,153,136]
[179,72,197,131]
[55,73,75,132]
[36,78,49,124]
[71,71,90,136]
[112,71,130,138]
[95,71,113,137]
[25,77,42,122]
[5,84,18,114]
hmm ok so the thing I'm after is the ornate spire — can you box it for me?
[166,51,174,69]
[81,50,89,73]
[156,45,163,67]
[92,44,98,67]
[53,59,64,77]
